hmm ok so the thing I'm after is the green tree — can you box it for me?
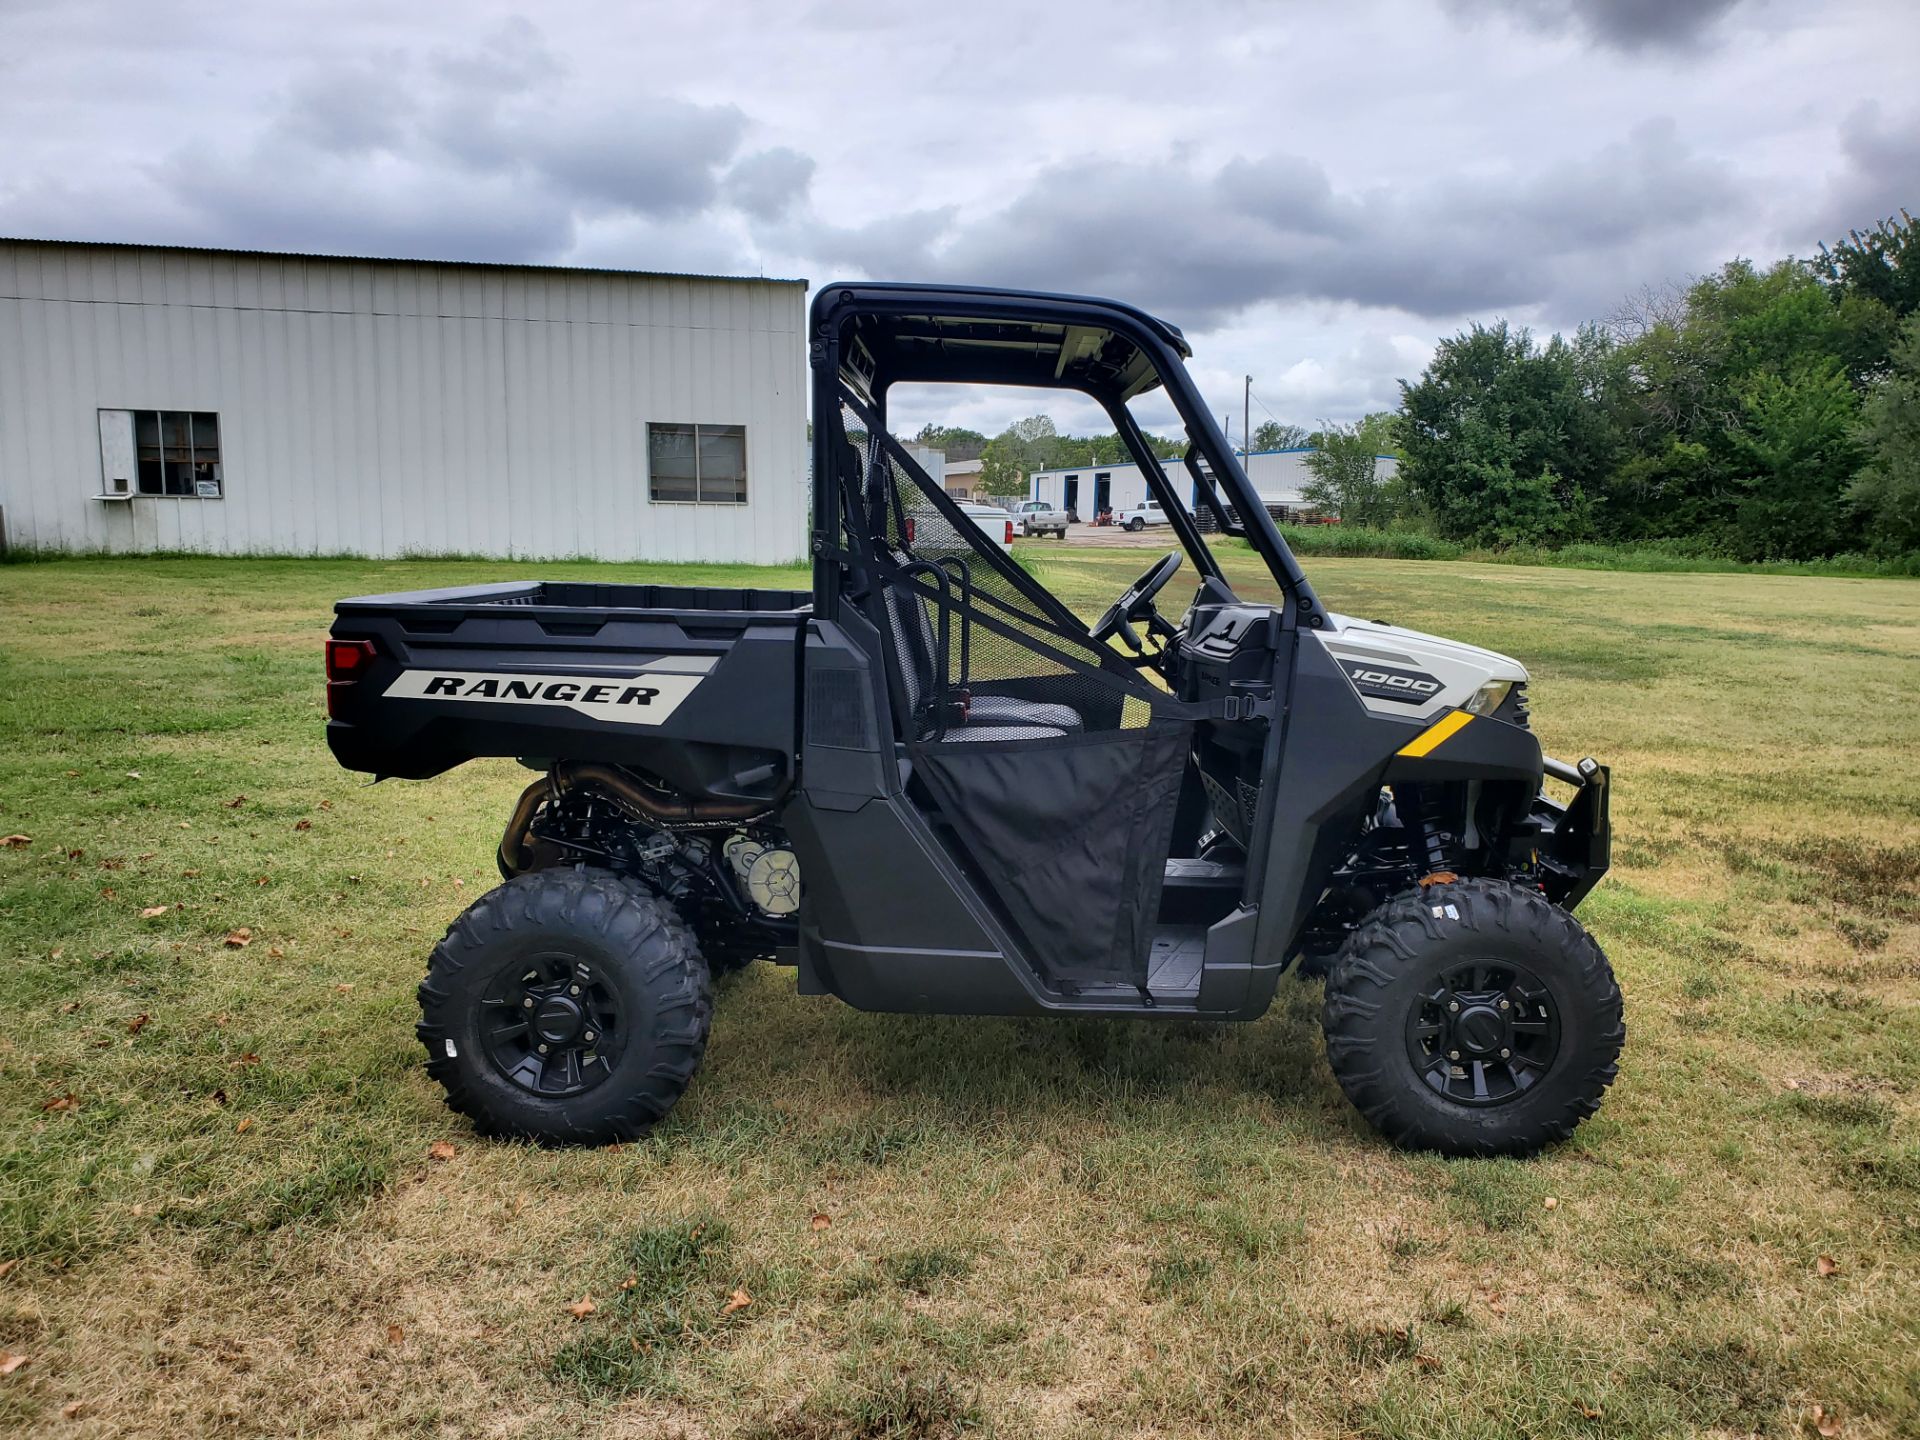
[1399,322,1619,546]
[914,424,988,462]
[1850,310,1920,554]
[1252,420,1310,451]
[1301,421,1390,525]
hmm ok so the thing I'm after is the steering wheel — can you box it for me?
[1089,550,1184,657]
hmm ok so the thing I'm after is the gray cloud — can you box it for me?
[1814,103,1920,241]
[805,120,1745,332]
[1,18,780,264]
[725,148,816,222]
[1451,0,1750,52]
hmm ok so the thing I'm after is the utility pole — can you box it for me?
[1243,375,1252,469]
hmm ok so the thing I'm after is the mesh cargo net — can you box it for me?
[836,390,1194,986]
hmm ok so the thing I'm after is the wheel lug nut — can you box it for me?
[1499,999,1510,1011]
[1449,1050,1461,1060]
[570,985,581,995]
[522,998,534,1009]
[1500,1047,1511,1058]
[1448,1001,1460,1012]
[583,1031,595,1043]
[537,1043,549,1054]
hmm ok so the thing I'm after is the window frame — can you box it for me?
[128,409,224,500]
[647,421,749,506]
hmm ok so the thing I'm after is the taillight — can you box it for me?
[326,638,375,680]
[904,517,916,545]
[1004,519,1014,545]
[326,638,376,718]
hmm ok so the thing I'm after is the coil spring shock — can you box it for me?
[1398,784,1462,881]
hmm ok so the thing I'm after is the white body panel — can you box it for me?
[1313,613,1528,722]
[0,241,808,563]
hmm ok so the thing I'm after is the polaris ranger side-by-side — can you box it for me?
[326,283,1621,1156]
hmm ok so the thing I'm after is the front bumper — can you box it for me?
[1530,757,1611,910]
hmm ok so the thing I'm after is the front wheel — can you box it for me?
[1320,879,1623,1156]
[418,867,711,1145]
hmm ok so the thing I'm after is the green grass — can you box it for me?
[1,552,1917,1437]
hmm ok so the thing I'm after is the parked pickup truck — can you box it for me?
[1010,499,1069,538]
[1116,498,1172,531]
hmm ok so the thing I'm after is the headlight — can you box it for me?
[1464,680,1512,715]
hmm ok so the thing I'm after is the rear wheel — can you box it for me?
[418,867,711,1145]
[1127,517,1144,532]
[1320,878,1623,1156]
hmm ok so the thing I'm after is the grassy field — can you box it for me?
[2,550,1917,1438]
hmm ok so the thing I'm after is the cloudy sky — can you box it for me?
[2,0,1915,437]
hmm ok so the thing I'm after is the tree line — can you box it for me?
[1397,210,1919,560]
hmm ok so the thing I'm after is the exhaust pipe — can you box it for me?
[499,763,771,876]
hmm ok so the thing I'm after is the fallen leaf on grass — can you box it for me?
[722,1288,752,1315]
[127,1013,150,1035]
[1415,1353,1441,1372]
[66,848,84,861]
[255,875,271,886]
[59,1001,81,1014]
[211,1089,228,1106]
[181,869,201,879]
[268,947,285,959]
[810,1212,831,1231]
[100,887,117,900]
[0,1352,26,1375]
[428,1140,457,1162]
[99,857,124,870]
[293,819,312,832]
[139,906,168,919]
[1811,1404,1844,1437]
[235,1117,253,1134]
[223,928,252,948]
[618,1274,638,1292]
[61,1401,88,1419]
[1543,1196,1559,1210]
[319,799,333,810]
[2,835,31,849]
[1574,1401,1603,1419]
[0,1259,19,1279]
[566,1296,596,1320]
[41,1094,78,1113]
[1816,1255,1838,1277]
[386,1324,404,1344]
[333,982,352,993]
[225,795,246,808]
[230,1053,260,1068]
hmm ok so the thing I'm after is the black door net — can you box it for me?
[837,390,1198,987]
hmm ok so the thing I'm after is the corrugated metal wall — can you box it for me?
[0,242,808,563]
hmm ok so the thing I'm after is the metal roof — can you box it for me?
[0,235,807,288]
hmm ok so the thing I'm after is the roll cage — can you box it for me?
[806,283,1330,632]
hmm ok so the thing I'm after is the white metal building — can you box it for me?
[0,239,808,562]
[1027,447,1399,522]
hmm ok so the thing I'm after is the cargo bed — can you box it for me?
[326,581,810,794]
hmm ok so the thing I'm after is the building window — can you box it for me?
[134,411,222,497]
[648,422,747,504]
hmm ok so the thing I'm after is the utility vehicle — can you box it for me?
[325,282,1621,1156]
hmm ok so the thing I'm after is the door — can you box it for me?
[1094,472,1111,516]
[847,408,1194,989]
[97,410,136,495]
[1063,476,1079,521]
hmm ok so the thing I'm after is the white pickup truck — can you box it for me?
[1010,498,1069,538]
[1116,498,1171,532]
